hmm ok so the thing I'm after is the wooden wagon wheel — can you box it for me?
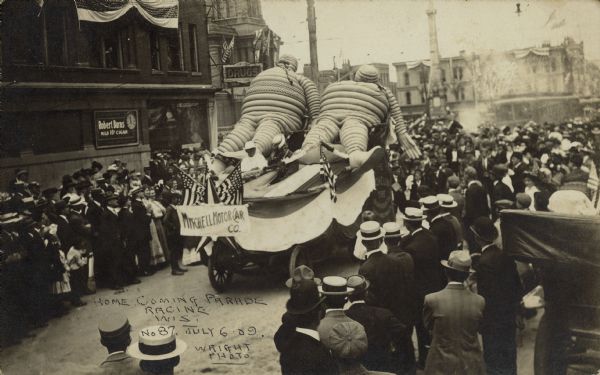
[208,256,234,293]
[289,245,312,278]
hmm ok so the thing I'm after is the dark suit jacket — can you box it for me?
[448,189,465,219]
[98,210,124,257]
[492,181,514,203]
[359,250,419,326]
[423,284,486,375]
[476,245,523,333]
[474,157,494,195]
[275,329,339,375]
[511,162,528,193]
[464,181,490,224]
[163,205,182,249]
[130,200,151,244]
[346,302,407,372]
[402,230,445,298]
[429,215,457,261]
[55,215,75,250]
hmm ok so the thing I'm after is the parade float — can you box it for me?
[191,63,420,292]
[501,197,600,374]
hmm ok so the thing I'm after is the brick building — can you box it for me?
[1,0,216,188]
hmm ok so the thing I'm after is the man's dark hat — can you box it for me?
[470,216,498,242]
[286,265,322,288]
[91,161,103,171]
[54,199,69,212]
[15,168,28,177]
[98,313,131,339]
[285,279,325,315]
[91,188,105,203]
[492,164,509,177]
[105,192,119,203]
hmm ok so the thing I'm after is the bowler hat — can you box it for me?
[470,216,498,242]
[346,275,369,294]
[54,199,69,212]
[91,161,103,171]
[127,325,187,361]
[441,250,472,273]
[318,276,354,296]
[285,279,325,315]
[285,265,321,288]
[492,164,509,177]
[516,192,532,208]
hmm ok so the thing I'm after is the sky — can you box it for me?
[262,0,600,79]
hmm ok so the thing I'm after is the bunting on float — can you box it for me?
[75,0,179,29]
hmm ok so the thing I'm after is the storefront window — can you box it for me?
[148,101,208,149]
[189,24,200,72]
[166,26,184,71]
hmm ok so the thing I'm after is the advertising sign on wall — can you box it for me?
[94,110,139,148]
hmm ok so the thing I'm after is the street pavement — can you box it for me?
[0,252,540,375]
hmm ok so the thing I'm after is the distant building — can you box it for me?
[303,61,395,93]
[393,38,588,125]
[205,0,282,138]
[1,0,215,187]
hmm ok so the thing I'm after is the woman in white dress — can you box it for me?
[145,188,167,267]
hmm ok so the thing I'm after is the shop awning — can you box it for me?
[1,82,219,94]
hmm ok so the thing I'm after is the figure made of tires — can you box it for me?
[302,64,421,168]
[214,55,320,172]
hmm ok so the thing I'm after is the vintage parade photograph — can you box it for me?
[1,0,600,374]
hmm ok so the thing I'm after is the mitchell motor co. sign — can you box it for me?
[223,63,263,84]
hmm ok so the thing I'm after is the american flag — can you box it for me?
[320,146,337,202]
[221,35,235,64]
[174,166,205,206]
[216,163,243,205]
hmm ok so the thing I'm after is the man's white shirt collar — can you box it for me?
[296,327,320,341]
[432,212,449,222]
[348,300,366,308]
[411,227,424,236]
[365,248,383,259]
[448,281,463,286]
[481,243,495,253]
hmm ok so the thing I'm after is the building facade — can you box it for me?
[393,38,587,125]
[1,0,216,188]
[205,0,282,138]
[304,61,396,94]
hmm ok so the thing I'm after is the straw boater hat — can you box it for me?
[127,325,187,361]
[318,276,354,296]
[437,194,457,208]
[401,207,426,222]
[441,250,473,273]
[358,221,385,241]
[382,222,402,238]
[98,313,131,345]
[346,275,369,294]
[420,195,440,212]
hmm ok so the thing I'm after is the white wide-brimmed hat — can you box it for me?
[127,325,187,361]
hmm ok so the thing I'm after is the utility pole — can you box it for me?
[307,0,319,84]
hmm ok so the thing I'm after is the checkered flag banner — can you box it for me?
[216,163,243,205]
[320,146,337,203]
[173,166,205,206]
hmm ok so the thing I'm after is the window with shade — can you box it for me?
[405,92,412,105]
[166,25,184,71]
[189,24,200,72]
[404,72,410,86]
[150,30,161,71]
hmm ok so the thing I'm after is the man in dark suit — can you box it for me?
[423,250,486,375]
[98,193,139,290]
[317,276,357,351]
[510,152,527,194]
[491,165,515,219]
[421,196,456,261]
[130,188,153,276]
[345,275,409,374]
[463,167,490,254]
[163,191,186,276]
[54,199,75,251]
[275,278,339,375]
[470,217,522,375]
[474,143,495,196]
[400,208,445,368]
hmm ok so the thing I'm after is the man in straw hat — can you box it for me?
[275,278,339,375]
[437,194,463,250]
[421,195,456,261]
[345,275,409,374]
[399,208,445,368]
[97,313,140,373]
[470,217,522,375]
[317,276,357,350]
[127,325,187,374]
[423,250,485,375]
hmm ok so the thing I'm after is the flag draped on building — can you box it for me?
[216,164,243,205]
[320,146,337,202]
[74,0,179,29]
[174,166,205,206]
[221,35,235,64]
